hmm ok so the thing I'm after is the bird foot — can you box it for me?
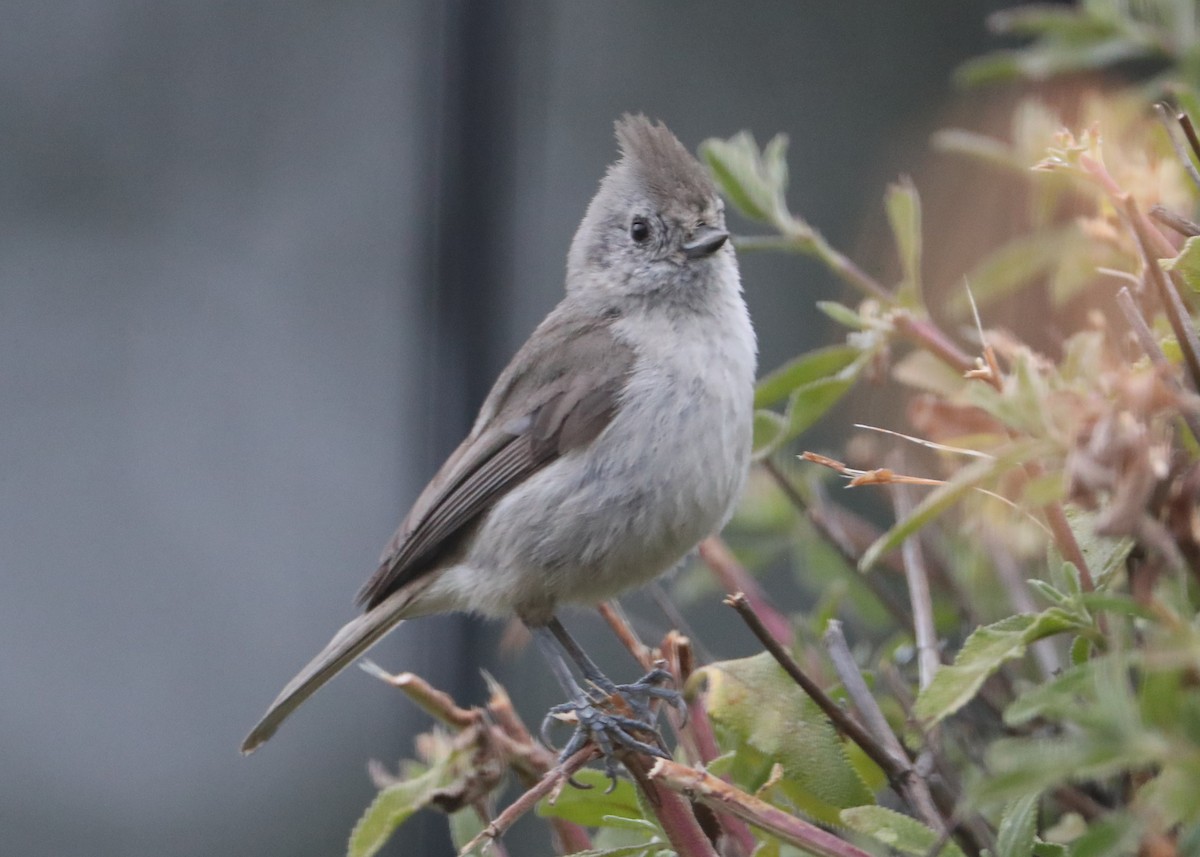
[540,667,686,791]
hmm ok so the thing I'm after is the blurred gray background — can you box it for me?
[2,3,1013,855]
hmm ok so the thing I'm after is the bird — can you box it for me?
[242,115,756,772]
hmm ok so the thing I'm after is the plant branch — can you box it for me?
[891,478,940,692]
[623,752,721,857]
[1149,204,1200,238]
[1154,102,1200,191]
[648,758,874,857]
[726,594,922,795]
[737,226,894,303]
[1126,197,1200,393]
[892,311,977,375]
[459,746,598,856]
[1116,286,1200,445]
[823,620,951,841]
[359,662,479,729]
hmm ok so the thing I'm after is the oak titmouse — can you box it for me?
[242,115,756,758]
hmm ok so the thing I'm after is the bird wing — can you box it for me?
[358,308,635,607]
[241,310,635,754]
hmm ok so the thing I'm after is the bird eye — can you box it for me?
[629,217,651,243]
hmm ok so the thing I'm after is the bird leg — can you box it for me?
[531,616,684,790]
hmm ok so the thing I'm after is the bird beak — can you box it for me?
[682,225,729,259]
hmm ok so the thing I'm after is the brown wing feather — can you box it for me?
[358,312,635,608]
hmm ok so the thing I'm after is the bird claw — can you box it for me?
[540,668,680,792]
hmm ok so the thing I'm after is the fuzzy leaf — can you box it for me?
[1161,235,1200,293]
[840,806,967,857]
[1063,506,1135,587]
[817,300,868,330]
[752,409,788,459]
[996,794,1039,857]
[755,345,863,408]
[697,652,873,824]
[700,132,789,225]
[348,764,447,857]
[915,610,1082,724]
[949,226,1077,315]
[886,178,923,306]
[754,354,862,460]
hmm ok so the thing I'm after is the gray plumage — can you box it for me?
[242,115,756,754]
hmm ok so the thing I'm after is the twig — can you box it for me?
[725,594,909,785]
[459,746,599,855]
[662,632,758,857]
[1039,489,1095,592]
[1149,204,1200,238]
[359,662,479,729]
[891,478,940,692]
[623,753,721,857]
[823,620,949,839]
[737,226,894,304]
[893,312,977,375]
[1116,286,1200,445]
[699,535,793,645]
[600,600,758,854]
[648,758,874,857]
[597,601,655,671]
[1179,110,1200,164]
[1154,103,1200,191]
[1126,197,1200,393]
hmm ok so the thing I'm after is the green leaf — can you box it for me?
[996,794,1039,857]
[755,345,863,408]
[537,768,642,828]
[1065,813,1140,857]
[697,652,873,824]
[448,809,486,855]
[1161,234,1200,292]
[348,764,446,857]
[752,409,788,459]
[699,132,790,225]
[816,300,868,330]
[840,806,967,857]
[914,610,1083,724]
[932,128,1023,172]
[1063,506,1134,588]
[886,178,923,306]
[949,226,1078,316]
[754,351,864,460]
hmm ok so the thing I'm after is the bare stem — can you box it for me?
[623,753,720,857]
[823,620,950,839]
[597,600,655,670]
[725,594,912,785]
[360,662,479,729]
[649,758,874,857]
[893,312,976,375]
[891,479,940,692]
[736,225,893,304]
[1126,196,1200,394]
[459,746,598,856]
[1116,286,1200,445]
[1154,102,1200,191]
[1149,204,1200,238]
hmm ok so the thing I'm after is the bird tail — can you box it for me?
[240,585,424,754]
